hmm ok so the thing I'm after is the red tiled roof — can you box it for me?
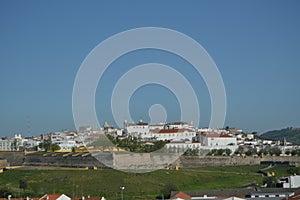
[39,194,62,200]
[152,128,194,134]
[284,193,300,200]
[73,198,101,200]
[127,122,148,126]
[201,133,232,138]
[170,122,186,125]
[0,198,39,200]
[170,191,191,199]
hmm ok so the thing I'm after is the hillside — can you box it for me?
[260,127,300,145]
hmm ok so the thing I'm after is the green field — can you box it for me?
[0,165,298,200]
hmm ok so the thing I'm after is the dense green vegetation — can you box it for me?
[0,165,299,199]
[38,139,60,152]
[260,127,300,145]
[106,135,166,153]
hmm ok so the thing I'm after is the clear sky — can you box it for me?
[1,1,300,137]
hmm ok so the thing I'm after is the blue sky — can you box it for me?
[1,1,300,137]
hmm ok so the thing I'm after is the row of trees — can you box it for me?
[285,149,300,156]
[38,139,60,152]
[189,146,300,157]
[234,146,300,157]
[206,148,232,156]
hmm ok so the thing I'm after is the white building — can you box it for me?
[281,175,300,188]
[198,128,229,134]
[39,194,71,200]
[166,141,201,151]
[23,137,41,149]
[0,138,12,151]
[166,122,195,131]
[125,120,150,138]
[151,128,196,142]
[125,120,197,141]
[149,123,165,131]
[198,133,237,147]
[50,132,77,151]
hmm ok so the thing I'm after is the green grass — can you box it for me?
[186,165,269,174]
[0,165,298,200]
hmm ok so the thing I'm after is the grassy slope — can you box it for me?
[0,165,297,199]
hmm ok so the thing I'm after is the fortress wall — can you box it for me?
[180,156,259,167]
[0,152,25,166]
[0,159,7,168]
[180,156,300,167]
[0,152,299,168]
[23,153,108,168]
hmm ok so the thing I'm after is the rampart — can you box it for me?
[0,152,25,166]
[0,159,7,168]
[180,156,300,167]
[23,152,108,168]
[0,152,299,168]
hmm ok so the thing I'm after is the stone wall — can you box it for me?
[0,159,7,168]
[23,153,108,168]
[0,152,299,168]
[180,156,300,167]
[0,152,25,166]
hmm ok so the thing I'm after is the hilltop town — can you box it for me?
[1,121,300,200]
[1,120,300,158]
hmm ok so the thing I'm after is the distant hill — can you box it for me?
[260,127,300,145]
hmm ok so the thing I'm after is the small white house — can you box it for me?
[39,194,71,200]
[198,133,237,147]
[152,128,196,141]
[281,175,300,188]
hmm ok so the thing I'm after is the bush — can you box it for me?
[0,186,11,198]
[160,183,178,199]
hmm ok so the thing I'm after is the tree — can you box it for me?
[160,183,177,199]
[50,143,60,152]
[0,186,10,198]
[216,149,225,156]
[287,167,300,175]
[39,139,52,152]
[285,150,291,156]
[38,139,60,152]
[263,176,279,188]
[234,146,245,156]
[225,126,230,131]
[225,148,232,156]
[184,149,199,156]
[11,139,18,151]
[270,148,281,156]
[19,179,27,193]
[245,147,257,156]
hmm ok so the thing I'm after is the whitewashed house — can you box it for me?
[151,128,196,142]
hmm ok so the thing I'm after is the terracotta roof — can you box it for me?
[284,193,300,200]
[39,194,63,200]
[170,191,191,199]
[169,122,187,125]
[152,128,194,134]
[201,133,232,138]
[73,198,101,200]
[0,198,39,200]
[127,122,148,126]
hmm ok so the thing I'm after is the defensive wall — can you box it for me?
[0,159,7,168]
[0,152,25,166]
[0,152,299,168]
[23,152,108,168]
[180,156,300,167]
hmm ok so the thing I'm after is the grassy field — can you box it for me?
[0,165,298,200]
